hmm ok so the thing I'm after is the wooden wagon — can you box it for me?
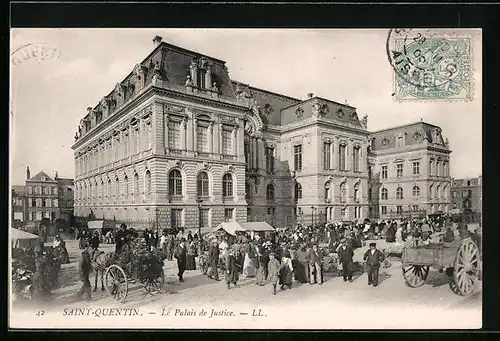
[104,244,165,303]
[401,236,481,296]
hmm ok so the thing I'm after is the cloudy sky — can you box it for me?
[10,28,482,185]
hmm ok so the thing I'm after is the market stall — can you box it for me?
[212,222,246,236]
[11,228,39,249]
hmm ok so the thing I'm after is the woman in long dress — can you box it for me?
[279,251,293,290]
[186,240,197,271]
[243,242,257,277]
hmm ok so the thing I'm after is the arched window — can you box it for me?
[145,170,151,195]
[354,183,360,202]
[115,177,119,196]
[266,184,275,201]
[197,172,209,197]
[134,173,139,195]
[107,179,111,197]
[339,182,347,203]
[412,186,420,197]
[381,188,388,200]
[295,183,302,200]
[436,184,440,199]
[222,173,233,197]
[124,175,129,196]
[168,169,183,196]
[324,181,332,201]
[442,184,447,199]
[396,187,404,200]
[100,180,104,198]
[245,182,252,200]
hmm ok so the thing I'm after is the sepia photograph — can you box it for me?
[9,28,482,329]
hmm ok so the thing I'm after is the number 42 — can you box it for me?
[36,310,45,317]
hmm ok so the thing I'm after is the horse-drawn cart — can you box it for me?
[103,242,166,303]
[401,236,481,296]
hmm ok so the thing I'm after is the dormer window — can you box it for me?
[197,69,207,88]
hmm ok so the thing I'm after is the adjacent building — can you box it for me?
[23,167,74,223]
[12,185,27,222]
[71,36,452,230]
[368,122,452,219]
[451,176,482,215]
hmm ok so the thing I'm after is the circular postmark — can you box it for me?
[386,29,472,100]
[11,43,60,66]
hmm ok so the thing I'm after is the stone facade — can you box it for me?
[368,122,452,219]
[71,36,453,230]
[451,176,482,215]
[25,169,60,221]
[12,185,27,222]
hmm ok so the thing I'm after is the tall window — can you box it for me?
[222,173,233,197]
[353,146,360,172]
[224,208,234,222]
[266,184,275,201]
[168,169,183,196]
[436,185,440,199]
[222,128,233,155]
[436,161,441,176]
[397,205,403,214]
[245,182,251,200]
[199,208,210,228]
[146,122,152,150]
[168,120,181,149]
[429,185,434,198]
[266,147,275,173]
[412,161,420,175]
[396,163,403,178]
[107,179,111,197]
[412,186,420,197]
[381,165,388,179]
[244,142,250,165]
[443,161,449,176]
[294,145,302,171]
[171,209,183,228]
[325,181,332,201]
[412,205,419,211]
[368,188,372,200]
[115,177,119,196]
[396,187,404,199]
[323,142,332,170]
[294,183,302,200]
[197,69,206,88]
[197,172,209,197]
[381,188,388,200]
[354,183,360,202]
[133,173,139,195]
[196,124,209,152]
[339,182,347,203]
[145,171,151,195]
[339,144,346,170]
[429,159,434,176]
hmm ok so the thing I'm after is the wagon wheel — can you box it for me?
[141,269,165,295]
[402,265,429,288]
[450,239,480,297]
[105,264,128,303]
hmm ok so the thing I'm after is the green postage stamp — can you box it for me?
[387,29,473,101]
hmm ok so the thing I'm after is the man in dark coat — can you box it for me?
[208,239,220,281]
[363,242,385,286]
[77,246,92,301]
[174,239,187,282]
[114,224,128,254]
[337,238,354,282]
[308,244,323,285]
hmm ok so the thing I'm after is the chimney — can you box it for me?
[55,171,58,180]
[307,93,314,99]
[26,166,30,180]
[153,35,163,47]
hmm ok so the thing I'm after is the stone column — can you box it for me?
[334,136,339,170]
[181,118,187,150]
[193,117,198,153]
[253,137,258,169]
[232,126,237,156]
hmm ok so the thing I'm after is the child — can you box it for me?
[267,252,282,295]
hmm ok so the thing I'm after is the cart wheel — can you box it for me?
[142,269,165,295]
[402,265,429,288]
[105,265,128,303]
[451,238,480,296]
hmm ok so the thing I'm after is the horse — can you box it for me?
[91,250,114,292]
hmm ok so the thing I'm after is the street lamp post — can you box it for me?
[155,207,159,236]
[310,206,314,227]
[197,199,203,250]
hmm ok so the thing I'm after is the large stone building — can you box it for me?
[368,122,452,219]
[71,36,451,231]
[451,176,482,215]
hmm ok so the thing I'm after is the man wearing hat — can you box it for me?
[337,238,354,282]
[174,238,187,282]
[363,242,385,286]
[208,239,221,281]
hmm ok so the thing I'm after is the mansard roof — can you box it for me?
[369,121,450,151]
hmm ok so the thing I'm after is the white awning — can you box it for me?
[240,222,276,232]
[213,222,246,236]
[87,220,104,230]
